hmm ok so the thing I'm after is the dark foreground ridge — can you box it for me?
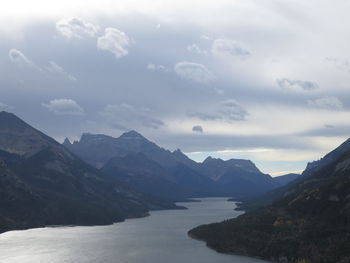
[0,111,179,234]
[189,138,350,263]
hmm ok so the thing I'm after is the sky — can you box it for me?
[1,0,350,176]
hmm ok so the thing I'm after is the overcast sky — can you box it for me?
[1,0,350,175]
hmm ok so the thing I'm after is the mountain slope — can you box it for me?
[303,138,350,176]
[197,157,278,196]
[65,132,219,200]
[189,139,350,262]
[0,112,177,234]
[272,173,300,186]
[65,132,283,199]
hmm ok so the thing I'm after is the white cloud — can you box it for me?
[56,17,99,39]
[101,103,164,130]
[97,27,132,58]
[174,61,214,84]
[200,35,212,41]
[212,39,250,57]
[0,102,13,111]
[187,44,207,55]
[147,63,168,72]
[277,78,319,91]
[324,57,350,74]
[308,97,343,110]
[47,61,77,81]
[8,49,42,71]
[42,99,84,115]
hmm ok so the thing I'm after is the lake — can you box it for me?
[0,197,269,263]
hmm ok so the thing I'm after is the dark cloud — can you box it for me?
[300,125,350,137]
[212,39,250,57]
[156,133,317,153]
[307,96,343,110]
[188,99,248,122]
[277,78,319,91]
[100,103,165,130]
[192,125,203,133]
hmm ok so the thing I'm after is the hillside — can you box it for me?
[189,138,350,263]
[0,111,178,234]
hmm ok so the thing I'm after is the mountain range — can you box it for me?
[0,111,300,234]
[63,131,293,200]
[0,112,179,234]
[189,137,350,263]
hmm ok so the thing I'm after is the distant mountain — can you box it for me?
[189,138,350,263]
[65,132,218,200]
[236,140,350,212]
[0,112,178,234]
[197,157,278,196]
[64,132,287,200]
[272,173,300,186]
[101,153,178,199]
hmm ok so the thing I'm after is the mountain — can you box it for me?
[236,140,350,212]
[64,132,285,199]
[65,132,218,201]
[303,138,350,176]
[189,138,350,263]
[272,173,300,186]
[63,131,180,169]
[197,157,278,196]
[0,112,178,234]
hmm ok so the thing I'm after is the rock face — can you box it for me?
[64,132,290,200]
[189,138,350,263]
[302,138,350,176]
[197,157,278,196]
[0,111,178,234]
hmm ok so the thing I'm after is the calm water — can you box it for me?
[0,197,268,263]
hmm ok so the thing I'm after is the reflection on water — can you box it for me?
[0,197,269,263]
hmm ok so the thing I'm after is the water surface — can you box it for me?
[0,197,268,263]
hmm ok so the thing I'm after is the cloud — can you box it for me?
[300,124,350,137]
[188,99,248,122]
[324,57,350,74]
[307,96,343,110]
[97,28,132,58]
[187,44,207,55]
[8,49,42,71]
[147,63,168,72]
[212,39,250,57]
[47,61,77,81]
[0,102,13,110]
[277,78,319,91]
[200,35,212,41]
[42,99,84,115]
[56,17,99,39]
[192,125,203,133]
[174,61,214,84]
[101,103,165,130]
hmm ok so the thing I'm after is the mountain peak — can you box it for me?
[0,112,58,156]
[120,130,145,139]
[0,111,27,129]
[63,137,71,146]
